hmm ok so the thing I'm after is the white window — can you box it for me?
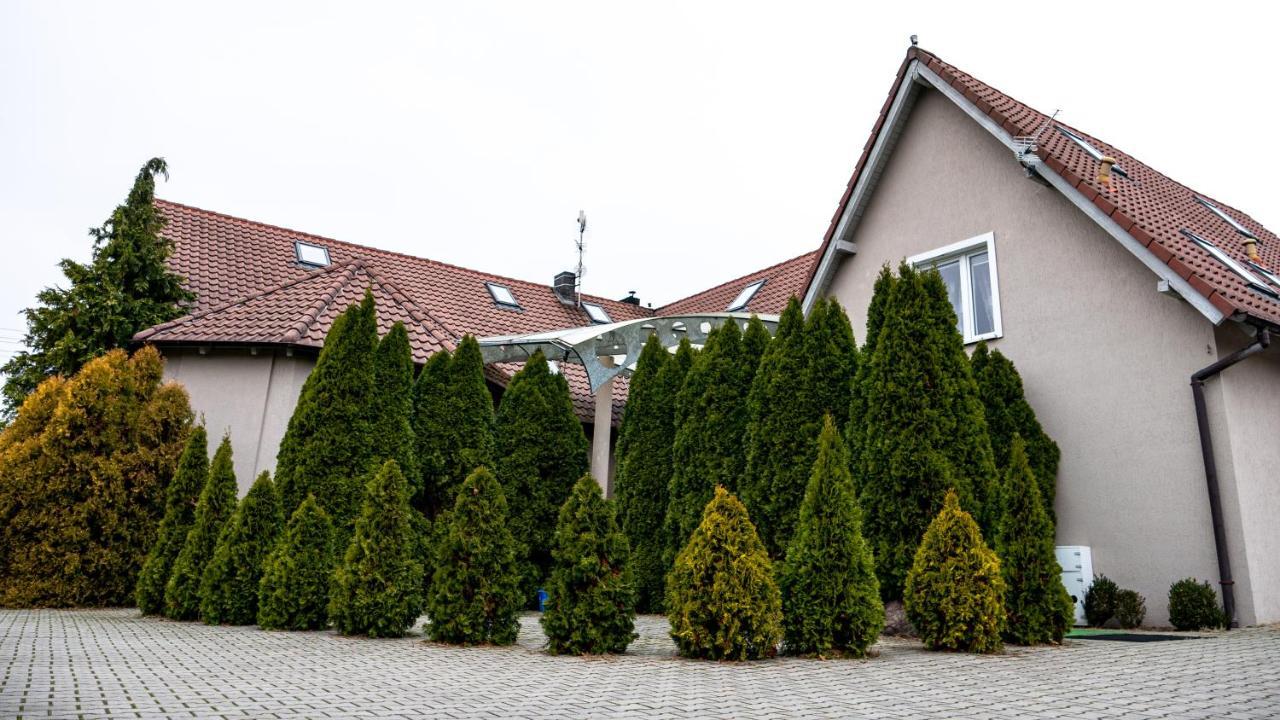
[294,241,331,267]
[727,280,765,311]
[582,302,611,324]
[908,232,1002,344]
[486,282,520,308]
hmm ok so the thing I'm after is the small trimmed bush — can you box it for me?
[328,460,424,638]
[165,434,238,621]
[1083,575,1120,627]
[199,472,284,625]
[995,436,1074,645]
[1115,589,1146,629]
[1168,578,1224,631]
[258,495,337,631]
[779,416,883,658]
[666,487,782,661]
[904,490,1005,654]
[136,425,209,615]
[541,474,636,655]
[427,466,523,646]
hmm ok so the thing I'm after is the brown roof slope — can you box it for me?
[808,47,1280,329]
[659,251,817,315]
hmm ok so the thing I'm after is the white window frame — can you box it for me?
[907,231,1003,344]
[485,282,520,308]
[582,302,611,324]
[294,241,331,267]
[727,280,766,311]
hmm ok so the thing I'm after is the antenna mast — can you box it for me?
[575,210,587,307]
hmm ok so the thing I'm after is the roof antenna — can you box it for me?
[910,34,918,47]
[575,210,587,308]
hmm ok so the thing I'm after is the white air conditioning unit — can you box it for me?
[1055,545,1093,626]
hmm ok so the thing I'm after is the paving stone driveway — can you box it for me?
[1,609,1278,719]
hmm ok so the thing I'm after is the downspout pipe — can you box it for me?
[1189,326,1270,629]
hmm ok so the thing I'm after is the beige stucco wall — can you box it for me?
[823,88,1266,625]
[162,348,315,495]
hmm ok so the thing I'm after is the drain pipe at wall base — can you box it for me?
[1189,325,1271,629]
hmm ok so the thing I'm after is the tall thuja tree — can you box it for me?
[371,323,417,495]
[847,266,897,469]
[613,334,672,613]
[495,351,589,595]
[0,347,191,607]
[329,460,423,637]
[2,159,193,416]
[740,315,772,387]
[741,299,812,557]
[665,320,749,567]
[199,471,284,625]
[996,436,1073,645]
[971,343,1060,522]
[541,474,636,655]
[165,434,238,621]
[136,425,209,615]
[412,349,452,512]
[257,496,336,631]
[855,263,996,599]
[414,336,496,517]
[275,291,378,540]
[806,297,858,430]
[779,416,882,658]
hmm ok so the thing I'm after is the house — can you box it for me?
[134,199,815,495]
[801,46,1280,627]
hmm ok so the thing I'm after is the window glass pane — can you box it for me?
[969,251,994,336]
[935,260,964,334]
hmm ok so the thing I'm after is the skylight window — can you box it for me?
[1181,230,1277,298]
[1194,197,1256,239]
[1055,126,1128,178]
[727,280,765,311]
[582,302,611,324]
[294,241,331,267]
[486,282,520,308]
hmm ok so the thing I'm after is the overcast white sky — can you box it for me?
[3,1,1278,361]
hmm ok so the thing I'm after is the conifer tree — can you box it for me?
[613,334,674,613]
[847,266,897,479]
[166,434,238,621]
[258,495,337,631]
[904,490,1005,654]
[371,323,417,494]
[740,314,772,386]
[779,416,883,657]
[427,467,523,645]
[412,349,452,512]
[495,350,589,596]
[328,460,423,637]
[136,425,209,615]
[2,158,193,416]
[0,347,191,607]
[806,297,858,430]
[995,436,1073,645]
[275,292,378,540]
[199,471,284,625]
[971,343,1060,521]
[666,320,749,568]
[854,263,998,598]
[438,336,497,514]
[666,487,781,660]
[741,298,812,557]
[542,474,636,654]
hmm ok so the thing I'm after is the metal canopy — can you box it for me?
[477,313,779,392]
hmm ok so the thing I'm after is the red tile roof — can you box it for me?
[657,251,818,316]
[807,47,1280,330]
[140,200,804,424]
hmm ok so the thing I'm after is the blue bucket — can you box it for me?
[536,588,548,612]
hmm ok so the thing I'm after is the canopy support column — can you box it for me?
[591,357,616,497]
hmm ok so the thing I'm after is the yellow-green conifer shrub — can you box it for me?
[666,487,781,660]
[904,490,1005,654]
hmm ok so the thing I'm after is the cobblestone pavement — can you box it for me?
[2,610,1278,719]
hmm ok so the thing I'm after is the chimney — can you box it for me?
[553,271,577,305]
[620,291,640,306]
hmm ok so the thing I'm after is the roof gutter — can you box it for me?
[1189,326,1270,628]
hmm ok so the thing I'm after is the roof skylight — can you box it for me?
[582,302,611,324]
[486,282,520,308]
[1055,126,1128,178]
[294,241,331,267]
[1195,197,1256,239]
[1181,230,1277,298]
[727,280,765,311]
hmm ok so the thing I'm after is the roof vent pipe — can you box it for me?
[553,271,577,305]
[1097,156,1118,190]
